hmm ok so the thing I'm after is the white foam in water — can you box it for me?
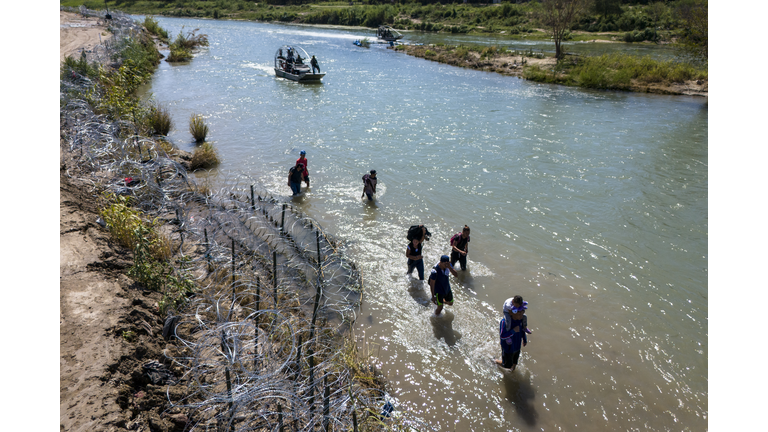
[241,61,274,75]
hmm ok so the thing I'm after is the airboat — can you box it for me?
[274,45,325,83]
[376,26,403,42]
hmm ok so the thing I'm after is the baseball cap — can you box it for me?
[300,150,306,155]
[440,255,450,263]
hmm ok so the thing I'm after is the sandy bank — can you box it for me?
[60,11,113,63]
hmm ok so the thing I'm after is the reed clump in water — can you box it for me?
[167,27,209,63]
[148,102,173,136]
[189,113,209,143]
[190,142,220,170]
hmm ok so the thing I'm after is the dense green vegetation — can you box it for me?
[100,193,195,314]
[61,32,162,128]
[524,52,707,89]
[61,0,704,45]
[398,42,705,93]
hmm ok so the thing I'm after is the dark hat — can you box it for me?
[300,150,306,155]
[440,255,450,263]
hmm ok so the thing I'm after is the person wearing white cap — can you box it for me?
[495,296,530,371]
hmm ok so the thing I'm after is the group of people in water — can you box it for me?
[407,224,531,371]
[287,152,530,371]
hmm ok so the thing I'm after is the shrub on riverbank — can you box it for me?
[143,16,168,42]
[524,53,708,91]
[62,51,100,80]
[190,142,220,171]
[100,193,193,313]
[149,102,174,136]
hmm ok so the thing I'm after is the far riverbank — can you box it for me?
[393,43,707,97]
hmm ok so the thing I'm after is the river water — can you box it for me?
[143,17,707,432]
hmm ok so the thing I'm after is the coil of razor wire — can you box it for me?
[60,8,440,431]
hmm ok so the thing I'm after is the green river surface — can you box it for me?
[141,17,707,432]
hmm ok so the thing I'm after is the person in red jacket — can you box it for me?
[296,150,309,186]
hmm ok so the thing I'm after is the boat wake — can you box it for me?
[241,61,274,75]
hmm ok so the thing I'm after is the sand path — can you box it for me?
[60,11,112,63]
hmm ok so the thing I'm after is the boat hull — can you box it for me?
[274,68,325,82]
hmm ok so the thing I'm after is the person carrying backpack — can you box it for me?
[406,225,427,280]
[449,225,470,271]
[288,161,305,196]
[362,170,377,200]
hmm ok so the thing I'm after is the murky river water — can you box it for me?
[142,17,707,431]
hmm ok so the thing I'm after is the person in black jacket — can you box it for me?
[450,225,471,271]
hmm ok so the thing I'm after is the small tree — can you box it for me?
[591,0,622,19]
[674,0,707,66]
[539,0,589,59]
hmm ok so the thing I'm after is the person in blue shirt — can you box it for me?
[429,255,458,315]
[494,296,529,371]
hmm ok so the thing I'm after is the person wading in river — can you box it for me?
[495,296,529,371]
[449,225,471,271]
[296,150,310,187]
[288,162,305,196]
[362,170,377,201]
[429,255,458,316]
[406,226,427,281]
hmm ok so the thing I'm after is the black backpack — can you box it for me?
[407,225,431,241]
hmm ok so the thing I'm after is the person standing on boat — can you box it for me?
[288,161,305,196]
[362,170,377,201]
[311,55,320,74]
[296,150,310,187]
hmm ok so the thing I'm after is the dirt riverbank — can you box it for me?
[60,11,185,432]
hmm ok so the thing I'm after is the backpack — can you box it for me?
[450,233,461,245]
[407,225,431,241]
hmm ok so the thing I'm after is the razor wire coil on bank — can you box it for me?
[60,7,436,431]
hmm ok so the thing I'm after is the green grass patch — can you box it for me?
[61,51,100,79]
[523,53,707,91]
[143,16,169,42]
